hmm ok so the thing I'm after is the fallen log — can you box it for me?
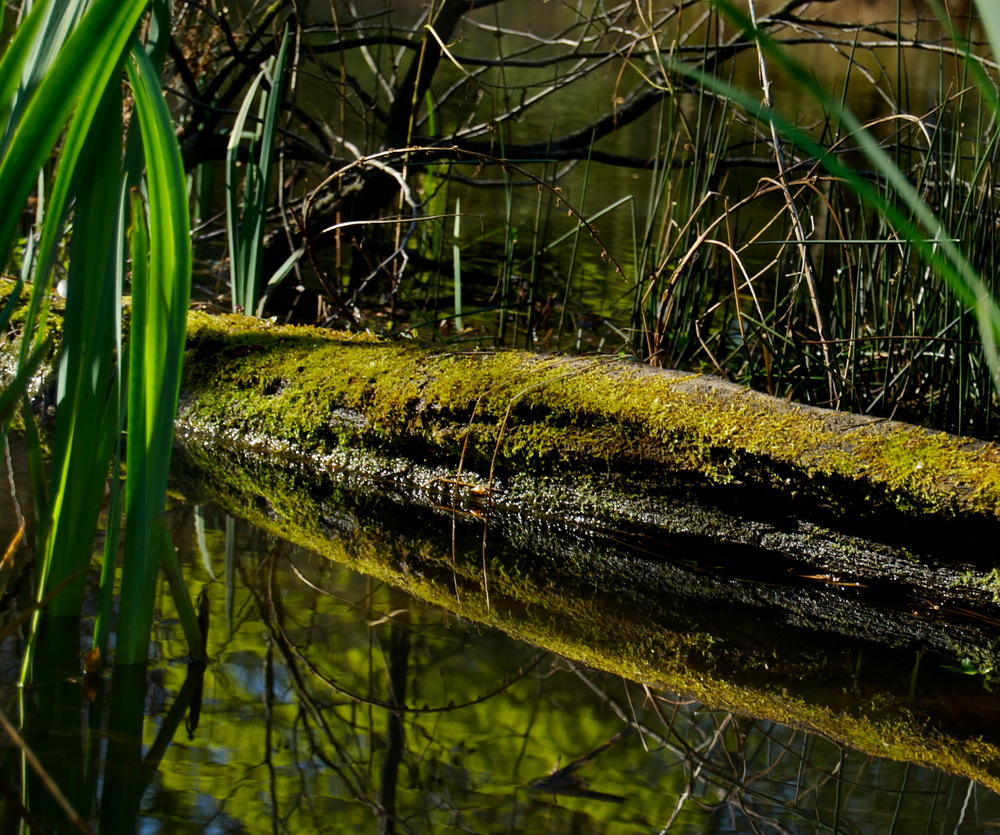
[11,286,1000,790]
[179,311,1000,527]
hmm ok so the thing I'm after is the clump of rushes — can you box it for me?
[0,0,201,762]
[625,0,1000,437]
[0,0,206,828]
[226,25,294,317]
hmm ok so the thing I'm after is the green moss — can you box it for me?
[0,277,64,364]
[179,311,1000,522]
[954,567,1000,603]
[4,281,998,521]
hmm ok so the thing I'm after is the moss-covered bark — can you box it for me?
[4,268,997,522]
[179,311,1000,523]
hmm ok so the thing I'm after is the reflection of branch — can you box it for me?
[529,727,633,803]
[565,662,684,756]
[276,506,544,720]
[282,613,544,714]
[248,550,371,802]
[378,589,410,835]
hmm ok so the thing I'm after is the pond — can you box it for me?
[5,3,1000,832]
[114,507,1000,833]
[6,435,1000,833]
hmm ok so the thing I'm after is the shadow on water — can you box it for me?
[4,436,1000,831]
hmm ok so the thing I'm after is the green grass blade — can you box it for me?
[975,2,1000,64]
[453,197,462,332]
[247,26,290,311]
[254,244,305,317]
[38,77,124,618]
[0,0,147,265]
[6,0,147,395]
[226,71,265,312]
[0,0,55,141]
[227,26,291,315]
[118,187,152,662]
[116,42,192,666]
[20,396,48,563]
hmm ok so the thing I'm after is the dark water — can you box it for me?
[7,456,1000,835]
[112,506,1000,833]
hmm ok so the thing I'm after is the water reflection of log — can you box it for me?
[172,441,1000,795]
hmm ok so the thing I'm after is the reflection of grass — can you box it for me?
[941,655,995,692]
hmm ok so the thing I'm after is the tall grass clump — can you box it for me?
[622,0,1000,437]
[227,24,293,317]
[0,0,201,666]
[0,0,206,827]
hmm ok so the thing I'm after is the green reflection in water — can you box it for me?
[2,431,1000,832]
[124,506,993,834]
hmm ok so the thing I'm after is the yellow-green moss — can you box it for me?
[179,311,1000,521]
[3,280,997,520]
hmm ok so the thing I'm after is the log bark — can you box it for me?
[178,311,1000,527]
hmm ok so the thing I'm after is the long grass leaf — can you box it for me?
[974,2,1000,64]
[116,42,192,666]
[227,26,291,315]
[0,0,147,264]
[0,0,55,143]
[246,27,290,311]
[39,78,124,618]
[255,244,305,317]
[20,396,48,563]
[226,71,265,312]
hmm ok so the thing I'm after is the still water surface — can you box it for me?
[40,497,995,834]
[0,438,1000,833]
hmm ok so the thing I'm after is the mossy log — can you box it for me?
[179,311,1000,525]
[11,289,1000,785]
